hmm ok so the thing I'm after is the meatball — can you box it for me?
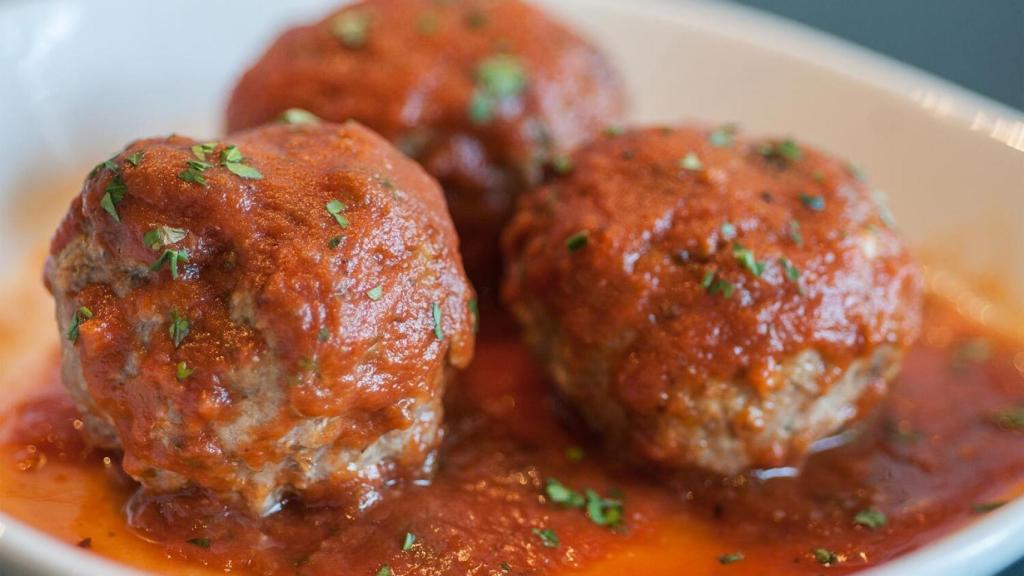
[45,122,476,515]
[503,126,923,474]
[226,0,626,294]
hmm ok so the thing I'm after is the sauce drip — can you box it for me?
[2,298,1023,575]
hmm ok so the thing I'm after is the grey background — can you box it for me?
[725,2,1023,574]
[729,0,1024,112]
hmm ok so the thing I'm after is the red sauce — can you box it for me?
[2,298,1024,575]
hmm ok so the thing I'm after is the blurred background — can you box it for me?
[729,0,1024,111]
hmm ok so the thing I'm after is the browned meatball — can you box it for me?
[503,126,923,474]
[45,121,476,515]
[226,0,626,294]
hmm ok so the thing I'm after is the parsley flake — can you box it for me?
[718,552,744,565]
[126,151,145,167]
[799,193,825,211]
[469,297,479,333]
[552,155,574,175]
[278,108,322,125]
[585,489,623,527]
[367,285,384,301]
[566,230,589,252]
[402,532,416,551]
[186,537,210,548]
[532,527,559,548]
[375,566,392,576]
[179,159,212,187]
[720,222,737,240]
[854,508,887,530]
[191,142,217,161]
[732,244,766,277]
[326,199,350,228]
[788,219,804,246]
[680,152,703,171]
[432,301,444,340]
[67,306,93,343]
[328,236,343,249]
[169,310,190,348]
[545,478,585,508]
[778,257,801,283]
[144,226,187,250]
[220,145,263,180]
[176,361,194,381]
[708,125,737,147]
[332,10,371,48]
[993,406,1024,430]
[812,548,838,566]
[468,54,526,124]
[100,175,128,221]
[756,139,802,166]
[150,249,189,280]
[603,125,624,138]
[973,501,1007,514]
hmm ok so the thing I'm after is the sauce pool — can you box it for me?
[2,297,1024,575]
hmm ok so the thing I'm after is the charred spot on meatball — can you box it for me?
[225,0,626,295]
[46,121,476,515]
[503,125,923,474]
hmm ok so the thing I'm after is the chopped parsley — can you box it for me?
[705,273,735,299]
[402,531,416,551]
[67,306,93,343]
[328,236,343,249]
[191,142,217,161]
[788,219,804,246]
[332,10,371,48]
[169,311,190,348]
[680,152,703,171]
[326,199,350,228]
[545,478,585,508]
[367,285,384,301]
[778,257,801,283]
[972,501,1007,514]
[499,562,512,572]
[126,151,144,167]
[732,244,766,277]
[278,108,322,125]
[432,301,444,340]
[468,54,527,124]
[375,566,392,576]
[220,145,263,180]
[176,361,194,381]
[720,222,737,240]
[179,159,212,187]
[186,537,211,548]
[584,490,623,527]
[812,548,838,566]
[318,327,330,342]
[150,249,189,280]
[718,552,744,565]
[603,125,624,138]
[100,174,128,221]
[532,527,559,548]
[708,125,737,148]
[565,446,585,462]
[144,226,187,250]
[993,406,1024,430]
[566,230,589,252]
[799,193,825,212]
[853,508,887,530]
[469,297,479,333]
[465,9,489,29]
[756,138,802,166]
[552,155,574,175]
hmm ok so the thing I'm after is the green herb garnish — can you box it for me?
[126,151,144,167]
[779,257,801,283]
[720,222,737,240]
[603,125,624,138]
[680,152,703,171]
[169,311,190,348]
[788,219,804,246]
[402,531,416,551]
[367,285,384,301]
[532,527,559,548]
[718,552,744,565]
[812,548,838,566]
[375,565,392,576]
[545,478,585,508]
[328,236,343,249]
[732,244,766,277]
[799,193,825,211]
[566,446,584,462]
[566,230,589,252]
[993,407,1024,430]
[191,142,217,161]
[278,108,321,125]
[552,155,574,175]
[220,145,263,180]
[468,54,526,124]
[466,9,489,29]
[67,306,93,343]
[100,175,128,221]
[432,301,444,340]
[469,297,479,333]
[707,275,735,299]
[176,361,194,381]
[756,138,802,166]
[853,508,887,530]
[150,249,189,280]
[708,125,737,147]
[186,537,210,548]
[332,10,371,48]
[972,501,1007,514]
[144,226,187,250]
[584,489,623,527]
[179,159,212,187]
[326,199,350,228]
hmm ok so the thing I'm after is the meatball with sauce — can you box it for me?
[45,121,476,515]
[503,126,923,474]
[226,0,626,294]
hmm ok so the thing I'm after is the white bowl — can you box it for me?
[0,0,1022,574]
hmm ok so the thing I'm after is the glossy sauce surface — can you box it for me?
[3,298,1024,575]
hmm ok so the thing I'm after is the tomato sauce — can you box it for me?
[2,297,1024,575]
